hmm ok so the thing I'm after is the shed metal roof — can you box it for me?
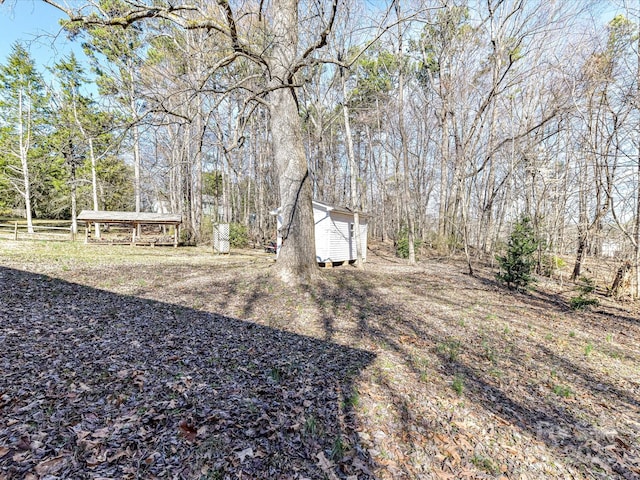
[77,210,182,224]
[270,201,369,218]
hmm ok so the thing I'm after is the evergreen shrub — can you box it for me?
[229,222,249,248]
[496,216,539,290]
[396,227,422,259]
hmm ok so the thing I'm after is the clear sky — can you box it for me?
[0,0,89,71]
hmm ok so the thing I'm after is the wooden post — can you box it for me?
[174,225,179,248]
[131,224,136,246]
[14,221,18,240]
[84,223,90,243]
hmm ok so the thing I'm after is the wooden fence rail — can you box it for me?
[0,222,76,241]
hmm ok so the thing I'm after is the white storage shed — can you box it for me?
[272,200,368,265]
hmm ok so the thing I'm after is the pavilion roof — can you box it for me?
[77,210,182,225]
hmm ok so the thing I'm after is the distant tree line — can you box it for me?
[0,44,132,235]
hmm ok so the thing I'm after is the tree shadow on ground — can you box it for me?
[307,267,640,478]
[593,306,640,329]
[0,266,376,479]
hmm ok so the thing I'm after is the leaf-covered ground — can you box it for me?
[1,241,639,479]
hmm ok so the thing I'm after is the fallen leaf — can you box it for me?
[445,446,461,463]
[236,447,254,462]
[35,455,68,475]
[108,448,130,463]
[16,435,30,451]
[178,419,197,442]
[352,457,371,474]
[86,449,108,467]
[91,427,110,439]
[132,370,145,391]
[316,452,339,480]
[0,447,9,458]
[78,382,92,392]
[433,468,455,479]
[12,451,30,462]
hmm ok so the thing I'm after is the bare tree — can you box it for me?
[45,0,353,284]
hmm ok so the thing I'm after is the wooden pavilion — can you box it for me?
[77,210,182,247]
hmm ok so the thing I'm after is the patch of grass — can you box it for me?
[244,400,259,414]
[437,339,461,362]
[452,374,464,395]
[542,255,566,276]
[330,435,345,461]
[584,342,594,356]
[374,338,391,351]
[607,350,622,360]
[199,469,223,480]
[570,296,599,310]
[553,384,573,398]
[569,331,576,338]
[342,389,360,408]
[269,367,283,383]
[471,454,499,474]
[377,448,391,460]
[570,276,599,310]
[482,341,497,363]
[414,355,430,382]
[304,415,318,436]
[379,358,396,371]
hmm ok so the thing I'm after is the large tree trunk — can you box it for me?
[271,88,317,284]
[269,0,317,285]
[572,232,587,281]
[610,261,632,299]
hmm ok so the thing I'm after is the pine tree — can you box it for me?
[496,216,539,290]
[0,43,50,232]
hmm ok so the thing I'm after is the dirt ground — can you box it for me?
[1,240,639,479]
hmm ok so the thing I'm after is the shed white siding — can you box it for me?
[314,206,331,262]
[324,211,363,263]
[273,200,368,264]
